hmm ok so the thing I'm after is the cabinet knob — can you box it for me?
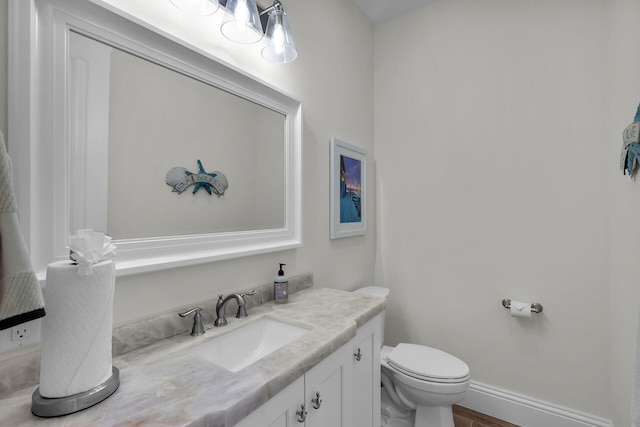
[311,391,323,409]
[354,348,362,362]
[296,403,307,422]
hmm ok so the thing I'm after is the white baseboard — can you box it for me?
[459,381,613,427]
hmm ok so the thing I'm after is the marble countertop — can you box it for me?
[0,287,385,427]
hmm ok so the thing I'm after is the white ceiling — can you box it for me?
[351,0,438,24]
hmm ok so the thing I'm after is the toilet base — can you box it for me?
[414,404,454,427]
[381,385,414,427]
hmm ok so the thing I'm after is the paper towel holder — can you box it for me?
[31,366,120,417]
[502,298,543,314]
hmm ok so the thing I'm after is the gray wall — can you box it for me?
[374,0,639,424]
[0,0,7,135]
[608,0,640,425]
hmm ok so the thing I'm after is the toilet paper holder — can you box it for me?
[502,299,543,313]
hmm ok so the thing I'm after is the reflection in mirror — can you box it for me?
[69,33,286,240]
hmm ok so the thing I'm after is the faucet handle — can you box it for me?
[216,294,225,311]
[236,289,256,318]
[178,307,205,336]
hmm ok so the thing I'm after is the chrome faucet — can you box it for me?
[214,290,256,327]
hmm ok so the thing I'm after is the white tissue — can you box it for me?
[39,260,115,398]
[510,300,531,319]
[69,229,116,276]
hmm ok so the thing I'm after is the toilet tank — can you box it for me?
[353,286,389,346]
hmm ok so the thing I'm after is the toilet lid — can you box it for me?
[387,343,470,383]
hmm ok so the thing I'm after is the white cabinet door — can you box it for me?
[234,351,348,427]
[304,345,350,427]
[350,315,382,427]
[235,376,304,427]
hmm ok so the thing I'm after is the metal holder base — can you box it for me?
[501,298,543,314]
[31,366,120,418]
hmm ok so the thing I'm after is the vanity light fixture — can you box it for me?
[260,0,297,63]
[170,0,298,63]
[221,0,263,44]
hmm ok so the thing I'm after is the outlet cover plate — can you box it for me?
[0,318,41,354]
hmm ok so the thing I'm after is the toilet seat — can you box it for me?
[386,344,470,384]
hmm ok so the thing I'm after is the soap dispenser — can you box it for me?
[274,263,288,304]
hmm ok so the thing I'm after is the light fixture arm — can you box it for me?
[259,0,282,16]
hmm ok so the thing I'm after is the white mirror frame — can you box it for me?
[8,0,302,278]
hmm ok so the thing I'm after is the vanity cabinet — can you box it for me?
[236,377,304,427]
[235,314,382,427]
[235,342,350,427]
[349,315,381,427]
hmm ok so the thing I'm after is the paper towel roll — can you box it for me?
[39,260,115,398]
[510,300,531,319]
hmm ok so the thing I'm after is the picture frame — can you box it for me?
[330,138,367,239]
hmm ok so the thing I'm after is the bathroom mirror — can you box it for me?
[9,0,302,277]
[70,33,286,240]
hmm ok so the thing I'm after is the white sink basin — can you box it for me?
[193,318,310,372]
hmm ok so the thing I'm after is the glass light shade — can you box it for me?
[261,9,297,63]
[221,0,263,44]
[170,0,219,16]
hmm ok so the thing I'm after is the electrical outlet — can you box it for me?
[0,318,41,353]
[11,325,32,341]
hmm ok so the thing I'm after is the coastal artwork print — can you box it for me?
[330,138,367,239]
[340,155,362,223]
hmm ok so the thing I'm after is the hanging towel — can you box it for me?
[633,310,640,427]
[621,104,640,176]
[0,131,45,330]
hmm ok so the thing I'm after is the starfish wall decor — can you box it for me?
[166,160,228,196]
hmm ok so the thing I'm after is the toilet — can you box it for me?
[354,286,470,427]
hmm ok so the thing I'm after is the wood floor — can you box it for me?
[453,405,521,427]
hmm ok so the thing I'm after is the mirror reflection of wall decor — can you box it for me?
[166,161,228,196]
[330,138,367,239]
[10,0,302,277]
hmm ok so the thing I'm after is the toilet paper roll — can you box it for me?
[39,260,115,398]
[510,300,531,319]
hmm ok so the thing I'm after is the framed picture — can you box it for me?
[330,138,366,239]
